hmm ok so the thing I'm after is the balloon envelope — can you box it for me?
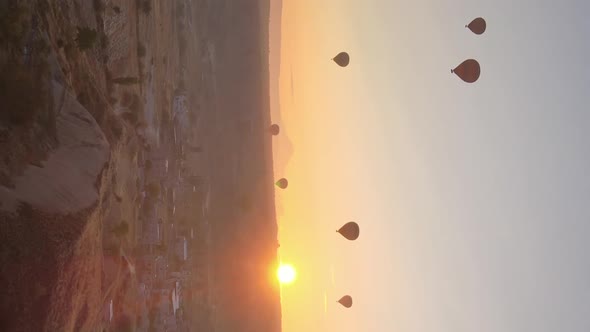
[332,52,350,67]
[269,124,280,135]
[451,59,481,83]
[275,178,288,189]
[466,17,486,35]
[338,295,353,308]
[337,221,359,240]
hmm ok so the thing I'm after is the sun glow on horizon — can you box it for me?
[277,264,297,285]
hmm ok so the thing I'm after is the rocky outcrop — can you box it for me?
[0,81,110,214]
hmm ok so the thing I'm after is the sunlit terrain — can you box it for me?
[0,0,279,331]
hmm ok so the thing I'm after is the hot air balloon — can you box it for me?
[275,178,288,189]
[332,52,350,67]
[338,295,353,308]
[269,124,280,136]
[466,17,486,35]
[451,59,481,83]
[337,221,359,241]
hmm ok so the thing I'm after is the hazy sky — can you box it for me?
[272,0,590,331]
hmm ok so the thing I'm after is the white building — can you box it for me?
[175,236,188,261]
[172,92,191,147]
[147,144,169,161]
[140,202,164,246]
[169,270,191,281]
[102,299,113,323]
[173,93,188,115]
[146,158,168,180]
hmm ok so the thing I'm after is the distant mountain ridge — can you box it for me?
[269,0,294,188]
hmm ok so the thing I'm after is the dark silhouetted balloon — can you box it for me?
[337,221,359,240]
[275,178,288,189]
[466,17,486,35]
[338,295,353,308]
[269,124,280,136]
[332,52,350,67]
[451,59,481,83]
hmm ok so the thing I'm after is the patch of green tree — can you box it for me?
[75,27,98,51]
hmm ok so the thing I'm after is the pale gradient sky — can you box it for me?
[272,0,590,331]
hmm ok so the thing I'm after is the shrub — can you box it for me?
[111,118,123,140]
[0,2,30,47]
[100,33,109,50]
[113,314,134,332]
[138,0,152,14]
[75,27,98,50]
[146,182,160,198]
[178,36,187,54]
[155,244,167,254]
[189,145,203,153]
[0,64,45,126]
[160,111,170,125]
[128,94,142,114]
[238,194,252,212]
[93,0,105,13]
[112,76,140,85]
[175,3,184,17]
[64,42,77,60]
[135,120,147,130]
[106,71,114,93]
[121,111,138,125]
[112,221,129,237]
[137,43,146,57]
[120,91,133,105]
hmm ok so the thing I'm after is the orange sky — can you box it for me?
[271,1,439,330]
[272,1,369,331]
[271,1,590,332]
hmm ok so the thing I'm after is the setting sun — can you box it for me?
[277,264,297,284]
